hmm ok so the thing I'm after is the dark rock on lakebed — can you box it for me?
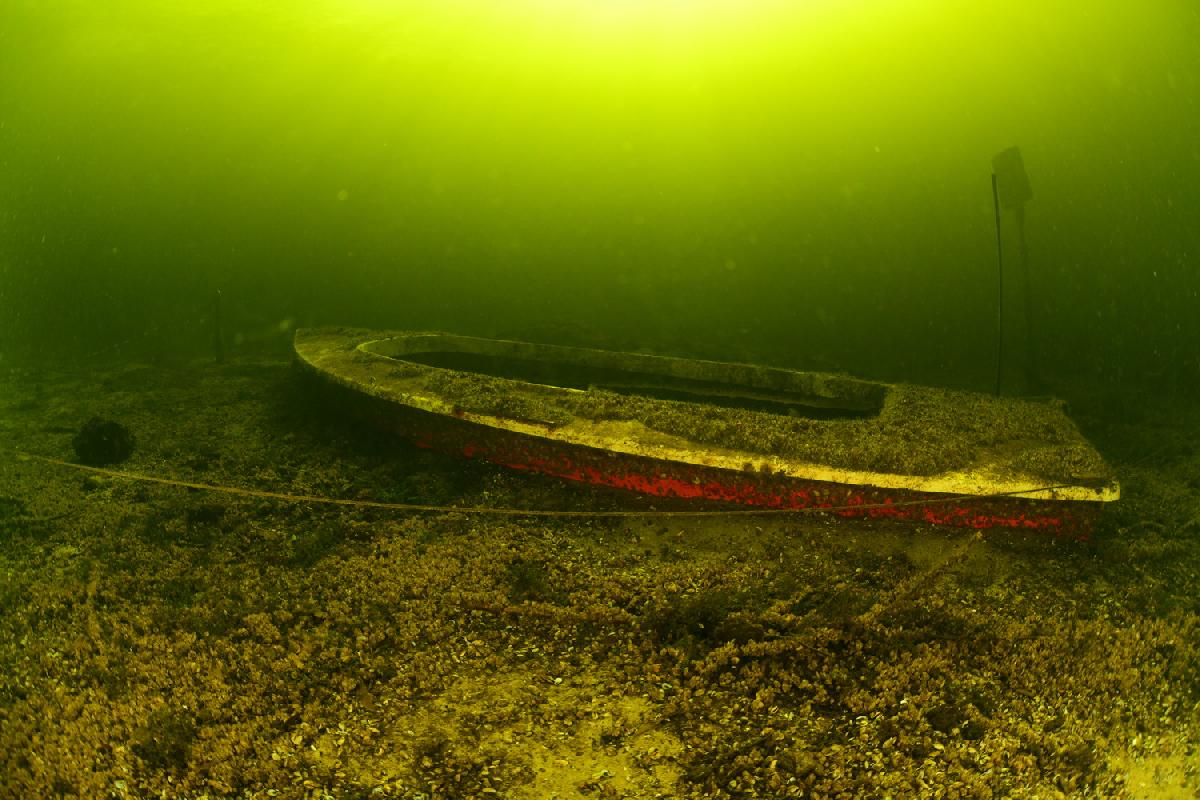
[72,416,136,465]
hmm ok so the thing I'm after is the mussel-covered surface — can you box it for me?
[0,355,1195,799]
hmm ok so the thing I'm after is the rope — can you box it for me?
[14,451,1069,520]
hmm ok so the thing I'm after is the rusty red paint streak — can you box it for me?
[456,440,1067,532]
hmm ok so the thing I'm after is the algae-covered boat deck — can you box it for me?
[295,328,1118,502]
[0,355,1197,798]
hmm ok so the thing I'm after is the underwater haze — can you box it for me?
[7,4,1200,797]
[2,0,1198,391]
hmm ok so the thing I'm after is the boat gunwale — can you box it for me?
[360,331,890,414]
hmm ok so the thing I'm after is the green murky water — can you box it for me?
[1,2,1198,798]
[3,0,1197,392]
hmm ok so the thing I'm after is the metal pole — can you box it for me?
[991,174,1004,396]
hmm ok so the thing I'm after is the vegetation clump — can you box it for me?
[72,416,135,465]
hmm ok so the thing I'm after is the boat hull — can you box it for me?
[293,328,1116,535]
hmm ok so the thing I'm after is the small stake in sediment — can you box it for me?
[213,289,225,364]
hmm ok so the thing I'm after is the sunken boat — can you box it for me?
[293,328,1118,534]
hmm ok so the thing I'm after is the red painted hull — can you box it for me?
[343,385,1096,536]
